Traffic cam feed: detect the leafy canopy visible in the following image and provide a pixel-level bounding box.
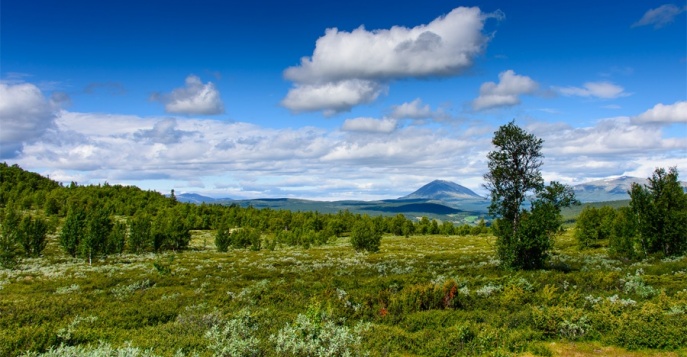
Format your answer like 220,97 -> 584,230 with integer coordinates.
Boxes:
484,121 -> 578,269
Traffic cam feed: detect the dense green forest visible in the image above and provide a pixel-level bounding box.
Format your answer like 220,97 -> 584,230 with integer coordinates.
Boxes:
1,162 -> 686,356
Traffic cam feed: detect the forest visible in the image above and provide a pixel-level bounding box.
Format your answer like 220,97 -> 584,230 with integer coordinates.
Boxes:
1,153 -> 686,356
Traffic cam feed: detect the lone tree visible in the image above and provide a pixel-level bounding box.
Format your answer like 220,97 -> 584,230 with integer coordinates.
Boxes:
350,215 -> 382,253
484,121 -> 578,269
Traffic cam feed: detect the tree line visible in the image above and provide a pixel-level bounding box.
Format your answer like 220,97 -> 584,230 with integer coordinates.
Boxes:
575,166 -> 687,258
0,163 -> 488,268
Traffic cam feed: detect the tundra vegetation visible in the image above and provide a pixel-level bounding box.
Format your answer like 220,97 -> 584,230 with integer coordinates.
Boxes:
1,159 -> 686,356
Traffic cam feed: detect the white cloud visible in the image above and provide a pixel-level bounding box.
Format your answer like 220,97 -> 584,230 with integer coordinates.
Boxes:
632,101 -> 687,124
0,82 -> 57,158
341,117 -> 397,133
632,4 -> 686,29
151,75 -> 224,115
134,118 -> 195,144
557,81 -> 630,99
541,117 -> 679,156
7,95 -> 684,200
530,117 -> 686,182
282,6 -> 503,114
281,79 -> 385,115
391,98 -> 435,119
472,70 -> 538,110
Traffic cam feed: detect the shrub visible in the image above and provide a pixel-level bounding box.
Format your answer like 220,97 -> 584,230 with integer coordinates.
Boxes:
205,309 -> 261,357
228,227 -> 261,250
388,280 -> 463,314
350,215 -> 381,253
270,308 -> 370,356
215,223 -> 231,252
0,231 -> 21,269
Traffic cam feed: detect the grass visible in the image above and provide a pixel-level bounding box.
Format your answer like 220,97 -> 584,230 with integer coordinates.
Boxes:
1,230 -> 686,356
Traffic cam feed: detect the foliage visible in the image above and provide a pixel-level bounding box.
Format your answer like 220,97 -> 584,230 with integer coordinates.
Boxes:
109,221 -> 127,255
609,207 -> 639,259
575,206 -> 616,249
629,167 -> 687,257
0,203 -> 22,268
128,214 -> 152,253
230,227 -> 262,250
350,215 -> 382,253
270,307 -> 370,357
214,222 -> 231,252
60,206 -> 86,257
484,121 -> 578,269
205,309 -> 261,357
17,215 -> 49,257
81,207 -> 114,264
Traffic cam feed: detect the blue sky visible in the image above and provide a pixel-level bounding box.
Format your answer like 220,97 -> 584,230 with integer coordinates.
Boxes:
1,0 -> 685,200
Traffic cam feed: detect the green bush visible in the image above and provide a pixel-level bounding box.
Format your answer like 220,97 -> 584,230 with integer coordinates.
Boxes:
17,215 -> 48,258
230,227 -> 261,250
205,309 -> 262,357
215,223 -> 231,252
350,215 -> 381,253
609,207 -> 639,259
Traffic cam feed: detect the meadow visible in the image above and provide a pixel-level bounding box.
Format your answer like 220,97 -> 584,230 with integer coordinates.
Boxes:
2,228 -> 686,356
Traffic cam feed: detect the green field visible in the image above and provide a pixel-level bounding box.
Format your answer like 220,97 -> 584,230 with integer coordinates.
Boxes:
2,229 -> 686,356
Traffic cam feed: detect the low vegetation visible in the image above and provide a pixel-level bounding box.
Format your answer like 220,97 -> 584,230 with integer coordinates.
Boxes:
1,229 -> 686,356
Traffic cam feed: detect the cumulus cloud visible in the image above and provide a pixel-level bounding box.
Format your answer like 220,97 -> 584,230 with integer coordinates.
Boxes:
134,118 -> 194,144
632,101 -> 687,124
151,75 -> 224,115
282,6 -> 503,114
472,70 -> 538,110
8,99 -> 684,200
529,117 -> 686,181
391,98 -> 435,119
542,117 -> 679,156
341,117 -> 397,133
632,4 -> 686,29
557,81 -> 630,99
281,79 -> 385,116
0,83 -> 57,158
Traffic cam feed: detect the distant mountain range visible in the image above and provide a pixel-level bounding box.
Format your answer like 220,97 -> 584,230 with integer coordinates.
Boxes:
174,176 -> 687,215
399,179 -> 485,201
572,176 -> 687,203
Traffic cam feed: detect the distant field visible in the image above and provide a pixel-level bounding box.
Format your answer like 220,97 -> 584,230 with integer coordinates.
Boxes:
1,229 -> 685,356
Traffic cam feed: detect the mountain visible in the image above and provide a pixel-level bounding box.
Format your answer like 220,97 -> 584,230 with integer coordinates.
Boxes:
573,176 -> 687,202
174,193 -> 227,204
399,180 -> 484,201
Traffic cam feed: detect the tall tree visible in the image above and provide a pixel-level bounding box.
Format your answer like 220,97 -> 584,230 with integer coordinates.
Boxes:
128,213 -> 152,253
484,121 -> 577,269
108,221 -> 127,255
0,203 -> 22,268
18,215 -> 48,257
60,206 -> 86,257
81,207 -> 113,265
630,167 -> 687,256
